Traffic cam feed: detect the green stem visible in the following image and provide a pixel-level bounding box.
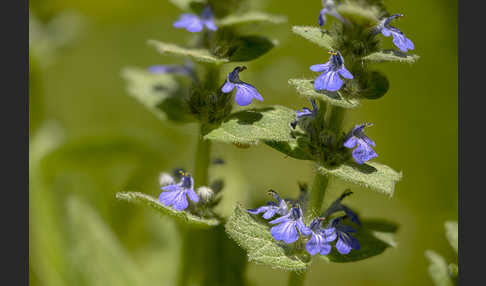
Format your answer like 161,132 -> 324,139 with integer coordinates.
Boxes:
305,171 -> 329,221
288,271 -> 307,286
327,105 -> 346,134
193,126 -> 211,187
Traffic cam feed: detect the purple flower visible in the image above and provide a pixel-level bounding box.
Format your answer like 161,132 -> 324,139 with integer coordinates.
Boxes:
344,123 -> 378,164
321,189 -> 361,226
248,190 -> 289,219
173,6 -> 217,33
310,51 -> 353,92
305,218 -> 337,255
159,170 -> 199,211
269,206 -> 311,244
221,66 -> 263,106
291,99 -> 318,129
327,216 -> 360,255
375,14 -> 414,53
148,61 -> 198,83
318,0 -> 345,26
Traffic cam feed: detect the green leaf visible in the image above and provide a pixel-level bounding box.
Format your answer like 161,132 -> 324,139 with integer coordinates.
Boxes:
116,192 -> 220,228
318,161 -> 402,196
227,36 -> 277,62
121,67 -> 193,122
445,221 -> 458,254
225,204 -> 309,271
336,0 -> 381,24
323,219 -> 398,263
148,40 -> 229,64
168,0 -> 204,10
360,71 -> 389,100
291,26 -> 335,50
363,50 -> 420,63
425,250 -> 455,286
265,138 -> 313,160
288,79 -> 359,108
67,196 -> 152,286
204,105 -> 296,146
217,12 -> 287,27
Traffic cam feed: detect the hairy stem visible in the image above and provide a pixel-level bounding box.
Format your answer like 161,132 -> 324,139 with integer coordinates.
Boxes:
327,105 -> 347,134
305,171 -> 330,222
194,126 -> 212,187
288,271 -> 307,286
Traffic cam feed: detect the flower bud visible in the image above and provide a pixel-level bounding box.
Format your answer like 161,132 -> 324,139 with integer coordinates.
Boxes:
159,172 -> 175,186
197,186 -> 214,203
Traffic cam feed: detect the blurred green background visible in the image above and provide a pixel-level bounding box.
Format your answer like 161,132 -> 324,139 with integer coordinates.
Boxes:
29,0 -> 457,285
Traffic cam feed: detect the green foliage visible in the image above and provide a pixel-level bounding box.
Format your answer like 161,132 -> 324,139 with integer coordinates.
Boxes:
291,26 -> 335,50
227,36 -> 277,62
445,221 -> 458,254
217,12 -> 287,27
116,192 -> 221,228
288,79 -> 359,108
318,161 -> 402,196
121,67 -> 193,123
225,204 -> 309,271
67,196 -> 152,286
359,71 -> 389,99
425,250 -> 455,286
322,219 -> 398,263
168,0 -> 205,11
148,40 -> 229,65
336,0 -> 382,25
265,138 -> 313,161
363,51 -> 420,63
204,105 -> 296,145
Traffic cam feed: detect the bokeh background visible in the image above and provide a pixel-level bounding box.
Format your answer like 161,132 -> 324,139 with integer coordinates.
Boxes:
29,0 -> 457,285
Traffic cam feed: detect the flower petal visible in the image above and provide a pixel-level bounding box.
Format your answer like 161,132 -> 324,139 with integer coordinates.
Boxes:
305,234 -> 321,255
319,242 -> 332,255
158,190 -> 180,206
352,140 -> 378,164
336,236 -> 353,254
314,71 -> 343,92
343,136 -> 358,149
296,218 -> 312,236
186,188 -> 199,203
310,63 -> 330,72
269,213 -> 291,224
204,20 -> 218,31
161,184 -> 180,192
221,81 -> 236,93
234,83 -> 263,106
338,66 -> 353,79
271,221 -> 299,244
171,191 -> 189,211
381,27 -> 392,37
186,19 -> 204,33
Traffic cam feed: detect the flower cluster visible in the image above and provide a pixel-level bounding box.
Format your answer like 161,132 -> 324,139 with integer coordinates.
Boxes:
248,189 -> 361,256
173,6 -> 217,33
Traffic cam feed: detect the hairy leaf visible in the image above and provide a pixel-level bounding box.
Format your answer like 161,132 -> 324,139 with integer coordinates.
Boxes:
323,219 -> 398,263
265,138 -> 313,160
288,79 -> 359,108
116,192 -> 220,228
218,12 -> 287,27
227,36 -> 277,62
121,67 -> 192,123
445,221 -> 458,254
425,250 -> 455,286
204,105 -> 296,145
363,50 -> 420,63
337,0 -> 381,24
225,204 -> 309,271
318,161 -> 402,196
291,26 -> 335,50
148,40 -> 229,64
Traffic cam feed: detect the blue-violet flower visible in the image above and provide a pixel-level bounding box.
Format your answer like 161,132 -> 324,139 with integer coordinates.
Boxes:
173,6 -> 217,33
269,206 -> 311,244
291,99 -> 318,130
344,123 -> 378,164
159,170 -> 199,211
311,51 -> 353,92
221,66 -> 263,106
327,216 -> 360,254
318,0 -> 345,26
321,189 -> 361,226
375,14 -> 414,53
305,218 -> 337,255
247,190 -> 289,219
